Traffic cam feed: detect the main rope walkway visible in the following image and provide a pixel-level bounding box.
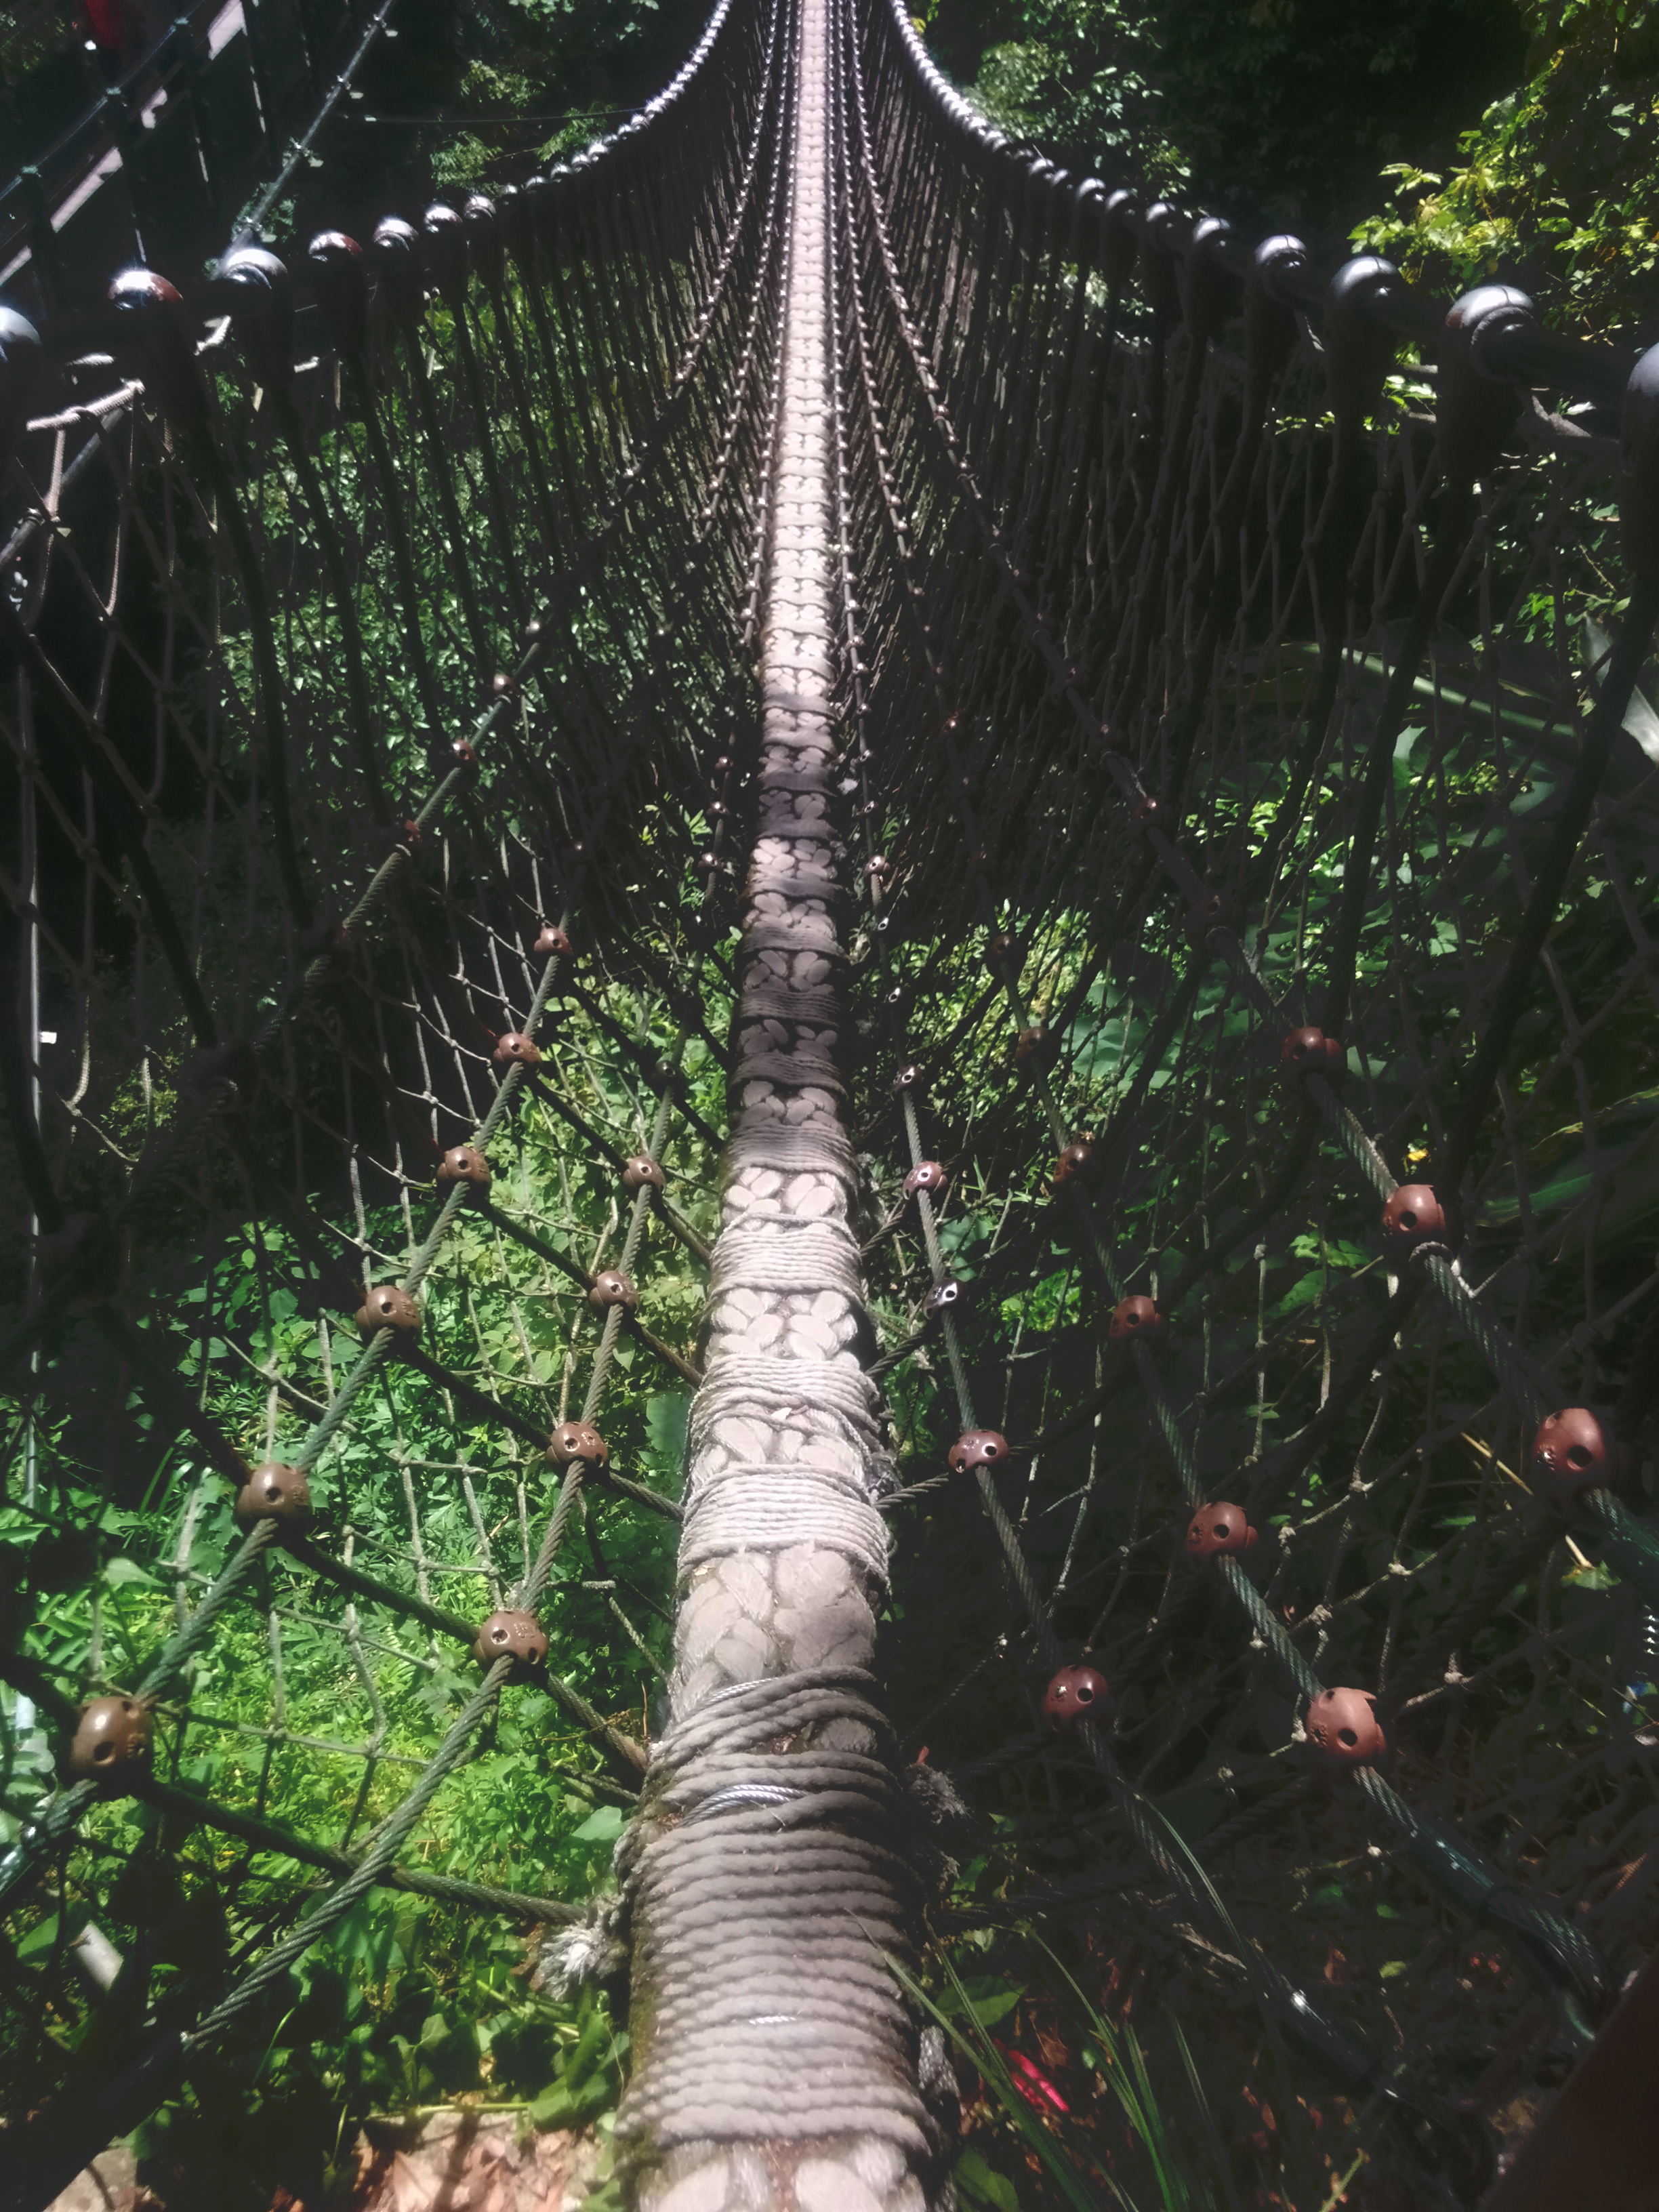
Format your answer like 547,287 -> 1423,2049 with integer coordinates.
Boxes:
3,0 -> 1659,2202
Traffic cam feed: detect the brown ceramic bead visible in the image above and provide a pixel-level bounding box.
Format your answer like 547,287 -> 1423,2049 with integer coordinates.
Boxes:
1184,889 -> 1235,946
493,1031 -> 541,1068
893,1063 -> 924,1092
1532,1408 -> 1614,1496
1280,1027 -> 1345,1088
1042,1664 -> 1109,1731
623,1153 -> 666,1193
926,1277 -> 965,1313
473,1610 -> 548,1671
491,672 -> 516,699
865,855 -> 890,878
1109,1296 -> 1168,1349
1134,796 -> 1162,832
234,1461 -> 312,1528
534,923 -> 573,960
1380,1184 -> 1449,1254
1307,1686 -> 1385,1765
711,755 -> 733,775
69,1696 -> 152,1784
589,1269 -> 639,1311
1053,1139 -> 1101,1190
1185,1501 -> 1258,1559
948,1428 -> 1008,1472
985,932 -> 1019,967
904,1160 -> 947,1197
37,1213 -> 121,1306
436,1145 -> 491,1188
1015,1025 -> 1048,1064
451,739 -> 478,775
546,1420 -> 609,1468
356,1284 -> 422,1338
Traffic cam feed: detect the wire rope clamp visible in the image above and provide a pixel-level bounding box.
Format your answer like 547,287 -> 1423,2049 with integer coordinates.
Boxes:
436,1145 -> 491,1190
462,193 -> 504,290
1379,1183 -> 1454,1260
949,1429 -> 1008,1473
1279,1026 -> 1345,1094
1182,216 -> 1235,346
306,231 -> 369,356
108,267 -> 207,436
493,1031 -> 541,1069
547,1420 -> 609,1469
1052,1139 -> 1102,1193
68,1696 -> 153,1787
1438,285 -> 1534,483
496,182 -> 533,268
216,244 -> 295,391
1185,1501 -> 1258,1559
1322,255 -> 1401,430
472,1609 -> 548,1674
1619,342 -> 1659,577
1042,1662 -> 1109,1732
371,215 -> 426,322
418,202 -> 467,310
926,1277 -> 966,1315
1099,189 -> 1140,288
0,306 -> 43,482
1246,234 -> 1307,382
533,922 -> 573,960
37,1212 -> 123,1309
1131,202 -> 1181,328
1109,1295 -> 1168,1351
589,1269 -> 638,1311
1307,1686 -> 1385,1765
1532,1407 -> 1627,1505
234,1460 -> 312,1529
904,1160 -> 947,1200
355,1284 -> 422,1341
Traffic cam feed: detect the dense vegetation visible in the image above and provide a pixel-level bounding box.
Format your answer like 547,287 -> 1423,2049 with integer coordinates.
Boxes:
926,0 -> 1658,329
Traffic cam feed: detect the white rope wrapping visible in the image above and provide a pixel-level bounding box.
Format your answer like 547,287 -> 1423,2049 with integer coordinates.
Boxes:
617,1678 -> 935,2157
678,1469 -> 889,1582
709,1221 -> 864,1295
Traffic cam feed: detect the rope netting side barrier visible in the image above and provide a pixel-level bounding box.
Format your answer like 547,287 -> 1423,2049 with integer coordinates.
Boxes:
0,0 -> 793,2194
821,0 -> 1659,2198
3,0 -> 1659,2200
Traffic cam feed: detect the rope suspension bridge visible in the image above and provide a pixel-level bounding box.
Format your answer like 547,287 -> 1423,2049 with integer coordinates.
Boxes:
3,0 -> 1659,2202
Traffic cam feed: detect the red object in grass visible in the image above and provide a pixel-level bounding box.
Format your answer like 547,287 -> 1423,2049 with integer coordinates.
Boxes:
996,2043 -> 1070,2116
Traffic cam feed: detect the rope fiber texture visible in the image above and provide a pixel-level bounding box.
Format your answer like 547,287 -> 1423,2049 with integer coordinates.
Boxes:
5,0 -> 1659,2198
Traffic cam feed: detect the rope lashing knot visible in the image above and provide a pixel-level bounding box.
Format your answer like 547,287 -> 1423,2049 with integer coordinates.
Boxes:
615,1667 -> 947,2156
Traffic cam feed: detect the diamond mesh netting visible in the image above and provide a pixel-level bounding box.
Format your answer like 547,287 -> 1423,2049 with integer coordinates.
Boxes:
3,0 -> 1659,2201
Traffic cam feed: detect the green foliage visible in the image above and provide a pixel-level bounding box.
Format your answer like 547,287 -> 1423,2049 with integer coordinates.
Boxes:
924,0 -> 1526,237
1351,1 -> 1659,335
